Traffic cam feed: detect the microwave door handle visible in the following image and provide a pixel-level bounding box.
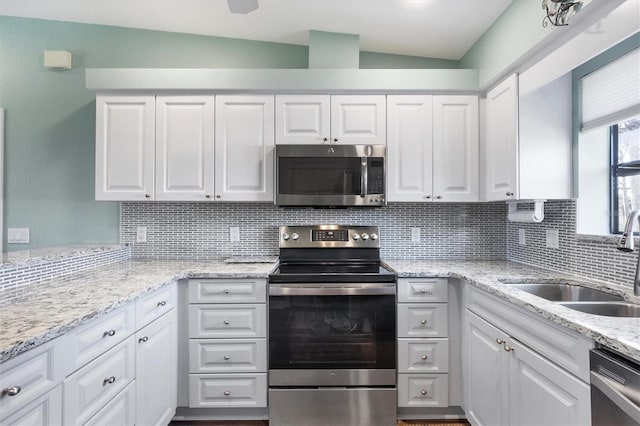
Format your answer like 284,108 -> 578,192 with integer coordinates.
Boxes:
361,157 -> 367,198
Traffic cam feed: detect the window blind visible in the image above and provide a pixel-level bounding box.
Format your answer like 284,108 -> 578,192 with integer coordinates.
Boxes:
581,47 -> 640,131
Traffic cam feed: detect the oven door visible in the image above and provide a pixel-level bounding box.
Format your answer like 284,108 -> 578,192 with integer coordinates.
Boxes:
268,283 -> 396,385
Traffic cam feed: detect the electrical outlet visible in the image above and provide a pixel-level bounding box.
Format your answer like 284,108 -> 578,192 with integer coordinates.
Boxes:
546,229 -> 559,249
7,228 -> 30,244
518,229 -> 526,245
136,226 -> 147,243
230,227 -> 240,242
411,227 -> 421,243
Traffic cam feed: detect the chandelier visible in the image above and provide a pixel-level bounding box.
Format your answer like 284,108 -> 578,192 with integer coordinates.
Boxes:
542,0 -> 584,27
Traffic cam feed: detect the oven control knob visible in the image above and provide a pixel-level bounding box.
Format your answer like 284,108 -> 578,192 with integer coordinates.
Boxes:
282,233 -> 290,241
291,233 -> 299,241
352,233 -> 360,241
361,233 -> 369,241
370,233 -> 378,241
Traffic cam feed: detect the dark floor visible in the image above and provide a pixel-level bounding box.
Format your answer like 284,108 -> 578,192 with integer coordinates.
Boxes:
169,421 -> 469,426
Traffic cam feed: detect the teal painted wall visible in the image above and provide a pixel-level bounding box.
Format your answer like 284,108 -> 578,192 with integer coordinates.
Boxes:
0,16 -> 452,251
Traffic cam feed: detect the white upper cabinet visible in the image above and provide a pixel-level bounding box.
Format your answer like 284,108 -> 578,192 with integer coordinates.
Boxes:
275,95 -> 330,144
484,74 -> 519,201
483,73 -> 572,201
387,96 -> 433,201
215,95 -> 275,202
433,96 -> 479,202
95,95 -> 155,201
155,96 -> 215,201
387,95 -> 479,202
275,95 -> 386,145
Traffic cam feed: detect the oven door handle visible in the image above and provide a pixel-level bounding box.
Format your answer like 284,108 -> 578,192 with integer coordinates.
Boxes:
269,284 -> 395,296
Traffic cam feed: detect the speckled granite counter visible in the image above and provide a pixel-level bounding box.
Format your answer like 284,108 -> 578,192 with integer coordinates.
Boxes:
0,259 -> 276,362
385,260 -> 640,362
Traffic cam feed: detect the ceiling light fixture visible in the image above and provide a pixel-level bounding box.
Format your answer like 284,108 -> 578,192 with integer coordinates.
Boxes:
542,0 -> 583,27
227,0 -> 259,14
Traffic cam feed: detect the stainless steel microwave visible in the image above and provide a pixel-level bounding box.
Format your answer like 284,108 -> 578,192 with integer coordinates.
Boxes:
275,144 -> 386,207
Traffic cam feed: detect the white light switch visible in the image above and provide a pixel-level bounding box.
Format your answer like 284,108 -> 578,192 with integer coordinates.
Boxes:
8,228 -> 30,243
546,229 -> 559,249
411,227 -> 421,243
230,227 -> 240,242
136,226 -> 147,243
518,229 -> 526,245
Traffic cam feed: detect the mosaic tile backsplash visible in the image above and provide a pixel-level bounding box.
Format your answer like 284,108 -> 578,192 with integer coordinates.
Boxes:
507,200 -> 637,292
120,202 -> 508,261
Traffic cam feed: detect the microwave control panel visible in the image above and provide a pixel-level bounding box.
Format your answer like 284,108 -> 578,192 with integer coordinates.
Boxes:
367,158 -> 384,194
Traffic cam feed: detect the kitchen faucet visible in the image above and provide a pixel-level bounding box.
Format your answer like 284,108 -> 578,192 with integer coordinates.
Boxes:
617,209 -> 640,296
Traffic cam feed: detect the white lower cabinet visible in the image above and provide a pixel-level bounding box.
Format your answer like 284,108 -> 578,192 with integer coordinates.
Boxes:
136,309 -> 177,426
187,279 -> 267,409
83,381 -> 135,426
463,285 -> 591,426
397,278 -> 449,408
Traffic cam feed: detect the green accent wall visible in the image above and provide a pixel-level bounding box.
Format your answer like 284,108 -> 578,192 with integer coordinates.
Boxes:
0,16 -> 454,251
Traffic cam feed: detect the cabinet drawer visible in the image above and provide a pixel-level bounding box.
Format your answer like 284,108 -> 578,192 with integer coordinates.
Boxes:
188,373 -> 267,408
67,304 -> 135,372
398,278 -> 448,303
0,337 -> 65,419
83,381 -> 135,426
398,373 -> 448,407
398,304 -> 448,338
189,279 -> 266,303
136,283 -> 177,329
0,383 -> 62,426
63,336 -> 135,426
398,338 -> 449,373
189,305 -> 266,338
189,339 -> 267,373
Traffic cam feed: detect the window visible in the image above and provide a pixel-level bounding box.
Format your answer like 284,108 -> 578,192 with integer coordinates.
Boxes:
611,116 -> 640,234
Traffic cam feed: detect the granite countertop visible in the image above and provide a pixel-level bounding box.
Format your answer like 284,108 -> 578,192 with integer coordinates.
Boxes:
2,255 -> 639,364
385,260 -> 640,362
0,258 -> 276,362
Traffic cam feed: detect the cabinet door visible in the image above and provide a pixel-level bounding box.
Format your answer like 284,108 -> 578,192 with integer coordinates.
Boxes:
215,95 -> 274,201
136,310 -> 177,426
0,384 -> 62,426
508,339 -> 590,426
386,96 -> 433,201
275,95 -> 330,144
84,381 -> 135,426
95,95 -> 155,201
331,95 -> 386,145
484,74 -> 518,201
433,95 -> 479,202
155,96 -> 214,201
464,311 -> 508,426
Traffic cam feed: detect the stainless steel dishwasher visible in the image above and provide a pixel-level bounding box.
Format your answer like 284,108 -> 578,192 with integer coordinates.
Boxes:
590,347 -> 640,425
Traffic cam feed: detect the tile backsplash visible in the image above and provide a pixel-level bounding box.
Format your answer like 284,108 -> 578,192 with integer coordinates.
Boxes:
121,202 -> 508,260
507,200 -> 636,291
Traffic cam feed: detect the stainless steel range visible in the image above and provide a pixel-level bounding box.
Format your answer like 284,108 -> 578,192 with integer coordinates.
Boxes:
268,225 -> 397,426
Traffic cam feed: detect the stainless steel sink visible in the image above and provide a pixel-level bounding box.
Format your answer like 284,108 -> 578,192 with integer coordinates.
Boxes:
508,283 -> 624,302
559,302 -> 640,317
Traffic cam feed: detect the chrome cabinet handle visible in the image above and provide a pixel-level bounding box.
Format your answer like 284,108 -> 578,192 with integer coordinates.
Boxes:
138,336 -> 149,343
504,345 -> 515,352
157,300 -> 167,307
223,320 -> 230,325
1,386 -> 21,397
496,338 -> 505,345
103,376 -> 116,385
424,195 -> 432,199
103,330 -> 116,337
216,195 -> 221,199
144,194 -> 150,198
420,319 -> 427,325
506,192 -> 514,197
436,195 -> 443,200
223,289 -> 230,294
224,355 -> 231,360
205,194 -> 211,198
323,137 -> 328,143
420,389 -> 428,396
333,138 -> 338,143
223,391 -> 231,396
421,355 -> 428,360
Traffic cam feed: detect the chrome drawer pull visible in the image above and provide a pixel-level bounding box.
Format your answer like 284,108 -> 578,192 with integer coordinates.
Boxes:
103,376 -> 116,385
223,320 -> 230,325
420,389 -> 428,396
420,319 -> 427,325
1,386 -> 21,397
421,355 -> 428,360
223,289 -> 230,294
223,391 -> 231,396
157,300 -> 167,307
496,338 -> 505,345
138,336 -> 149,343
224,355 -> 231,360
103,330 -> 116,337
504,345 -> 515,352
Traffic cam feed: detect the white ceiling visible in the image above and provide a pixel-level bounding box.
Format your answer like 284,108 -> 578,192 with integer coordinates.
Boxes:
0,0 -> 513,60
